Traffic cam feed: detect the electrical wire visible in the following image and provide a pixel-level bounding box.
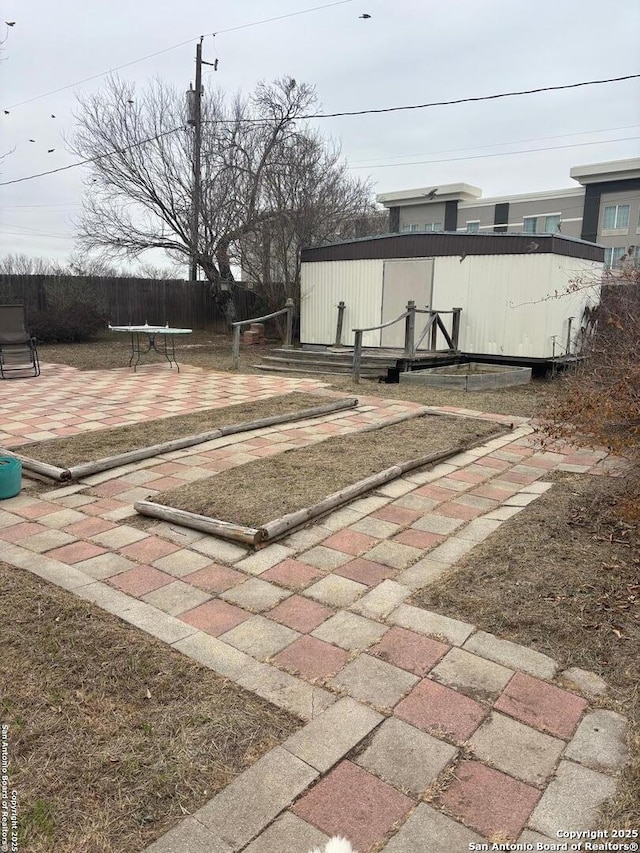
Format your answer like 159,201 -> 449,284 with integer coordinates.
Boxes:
349,123 -> 640,165
2,0 -> 354,111
1,74 -> 639,188
349,135 -> 640,170
308,74 -> 640,119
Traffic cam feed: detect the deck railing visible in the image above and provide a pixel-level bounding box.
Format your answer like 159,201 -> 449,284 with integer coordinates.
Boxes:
230,298 -> 294,370
351,301 -> 462,383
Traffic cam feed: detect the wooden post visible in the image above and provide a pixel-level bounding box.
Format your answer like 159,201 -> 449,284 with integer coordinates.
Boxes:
284,298 -> 295,349
231,324 -> 241,370
334,301 -> 346,347
404,300 -> 416,357
352,329 -> 363,384
430,311 -> 438,350
452,308 -> 462,350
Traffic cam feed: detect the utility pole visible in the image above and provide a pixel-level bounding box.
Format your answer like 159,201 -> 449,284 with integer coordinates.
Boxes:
189,37 -> 204,282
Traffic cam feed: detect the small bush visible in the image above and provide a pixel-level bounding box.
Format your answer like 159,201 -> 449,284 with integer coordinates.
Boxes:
30,278 -> 109,343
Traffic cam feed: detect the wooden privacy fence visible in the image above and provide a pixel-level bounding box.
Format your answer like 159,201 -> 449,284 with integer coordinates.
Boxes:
0,275 -> 262,330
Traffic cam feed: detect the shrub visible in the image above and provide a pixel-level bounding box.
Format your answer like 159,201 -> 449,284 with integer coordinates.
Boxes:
540,265 -> 640,523
29,277 -> 109,343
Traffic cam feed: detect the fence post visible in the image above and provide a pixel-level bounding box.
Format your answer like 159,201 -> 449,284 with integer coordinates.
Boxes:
430,311 -> 438,350
404,300 -> 416,357
334,301 -> 346,347
352,329 -> 363,384
284,298 -> 295,349
231,324 -> 241,370
451,307 -> 462,350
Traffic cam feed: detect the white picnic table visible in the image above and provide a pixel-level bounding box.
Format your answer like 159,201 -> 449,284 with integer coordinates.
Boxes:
108,324 -> 192,372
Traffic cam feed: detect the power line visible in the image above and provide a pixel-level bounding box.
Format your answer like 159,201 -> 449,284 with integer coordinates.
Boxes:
309,73 -> 640,119
349,135 -> 640,170
349,123 -> 640,165
2,0 -> 354,111
2,73 -> 639,188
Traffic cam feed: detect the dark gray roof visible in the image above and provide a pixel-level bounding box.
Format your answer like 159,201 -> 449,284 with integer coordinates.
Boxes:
301,231 -> 604,263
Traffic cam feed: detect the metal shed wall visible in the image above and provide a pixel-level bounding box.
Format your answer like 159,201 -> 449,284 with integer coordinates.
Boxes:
430,254 -> 601,359
300,259 -> 384,347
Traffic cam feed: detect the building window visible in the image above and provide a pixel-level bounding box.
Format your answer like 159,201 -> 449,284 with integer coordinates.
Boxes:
604,247 -> 627,269
466,221 -> 480,233
401,224 -> 420,233
522,215 -> 561,234
603,204 -> 630,230
424,222 -> 442,232
544,215 -> 561,233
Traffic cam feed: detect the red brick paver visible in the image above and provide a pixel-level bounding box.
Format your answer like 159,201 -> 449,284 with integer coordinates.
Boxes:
392,529 -> 445,549
371,505 -> 421,525
181,599 -> 250,636
494,672 -> 588,739
322,529 -> 379,556
183,564 -> 245,594
261,559 -> 324,590
440,760 -> 541,839
273,635 -> 348,681
108,565 -> 173,596
267,596 -> 334,633
369,627 -> 450,676
292,761 -> 415,852
395,677 -> 487,741
45,541 -> 107,564
120,536 -> 180,563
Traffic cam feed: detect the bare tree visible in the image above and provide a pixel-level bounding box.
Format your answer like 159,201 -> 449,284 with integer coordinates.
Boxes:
238,131 -> 374,312
71,75 -> 349,320
0,253 -> 66,275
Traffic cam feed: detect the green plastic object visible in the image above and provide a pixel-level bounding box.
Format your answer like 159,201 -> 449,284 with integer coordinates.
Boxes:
0,456 -> 22,499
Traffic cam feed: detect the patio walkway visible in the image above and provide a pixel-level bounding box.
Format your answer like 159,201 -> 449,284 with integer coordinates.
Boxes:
0,363 -> 629,853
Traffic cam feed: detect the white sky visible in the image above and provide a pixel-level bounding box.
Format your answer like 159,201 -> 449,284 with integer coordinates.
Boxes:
1,0 -> 639,269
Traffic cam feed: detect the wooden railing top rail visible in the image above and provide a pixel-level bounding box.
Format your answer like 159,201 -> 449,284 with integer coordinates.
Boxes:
231,298 -> 294,329
352,307 -> 455,335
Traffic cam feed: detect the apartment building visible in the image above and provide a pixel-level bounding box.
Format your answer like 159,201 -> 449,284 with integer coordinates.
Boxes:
377,157 -> 640,268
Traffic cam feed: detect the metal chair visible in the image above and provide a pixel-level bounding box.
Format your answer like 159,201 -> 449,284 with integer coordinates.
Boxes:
0,304 -> 41,379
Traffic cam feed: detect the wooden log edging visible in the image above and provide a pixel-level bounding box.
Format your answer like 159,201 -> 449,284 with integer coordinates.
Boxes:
0,447 -> 71,482
18,397 -> 359,483
134,423 -> 512,547
134,501 -> 261,545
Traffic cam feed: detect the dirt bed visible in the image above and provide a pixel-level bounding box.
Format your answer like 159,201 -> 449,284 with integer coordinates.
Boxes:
14,392 -> 331,468
0,563 -> 300,853
155,414 -> 502,527
412,473 -> 640,829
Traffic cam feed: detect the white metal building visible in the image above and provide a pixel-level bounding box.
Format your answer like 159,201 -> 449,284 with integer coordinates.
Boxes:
300,232 -> 604,363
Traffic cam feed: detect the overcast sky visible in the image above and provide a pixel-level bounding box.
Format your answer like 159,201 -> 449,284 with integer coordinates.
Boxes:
1,0 -> 639,269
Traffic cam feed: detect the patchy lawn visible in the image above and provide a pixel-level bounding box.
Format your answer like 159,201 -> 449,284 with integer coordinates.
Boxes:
154,414 -> 503,527
38,329 -> 274,374
0,564 -> 300,853
412,473 -> 640,829
14,392 -> 337,468
38,332 -> 560,419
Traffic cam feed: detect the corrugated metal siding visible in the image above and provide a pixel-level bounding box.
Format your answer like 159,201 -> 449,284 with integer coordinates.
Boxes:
431,255 -> 602,359
300,259 -> 384,346
301,232 -> 604,263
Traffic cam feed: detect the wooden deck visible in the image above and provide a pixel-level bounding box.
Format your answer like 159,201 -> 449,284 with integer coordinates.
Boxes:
256,346 -> 462,379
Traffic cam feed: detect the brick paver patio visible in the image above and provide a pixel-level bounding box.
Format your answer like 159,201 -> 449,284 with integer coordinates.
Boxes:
1,361 -> 629,852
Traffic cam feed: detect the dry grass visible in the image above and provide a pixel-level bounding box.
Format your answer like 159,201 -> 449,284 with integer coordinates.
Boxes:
326,373 -> 557,419
412,473 -> 640,829
38,332 -> 559,419
0,563 -> 300,853
15,392 -> 331,468
38,329 -> 273,374
156,414 -> 502,527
